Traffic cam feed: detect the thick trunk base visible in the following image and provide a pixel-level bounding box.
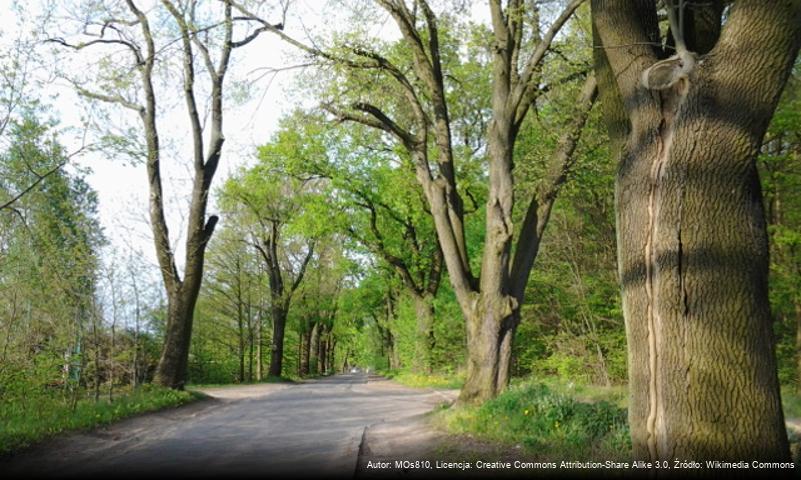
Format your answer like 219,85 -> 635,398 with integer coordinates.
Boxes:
154,295 -> 195,389
268,307 -> 287,378
458,305 -> 518,404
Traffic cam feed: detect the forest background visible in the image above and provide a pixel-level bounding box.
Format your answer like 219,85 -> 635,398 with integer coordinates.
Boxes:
1,0 -> 799,461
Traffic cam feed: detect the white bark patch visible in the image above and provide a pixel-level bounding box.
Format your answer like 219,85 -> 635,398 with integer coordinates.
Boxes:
641,51 -> 697,91
644,129 -> 665,461
644,82 -> 688,460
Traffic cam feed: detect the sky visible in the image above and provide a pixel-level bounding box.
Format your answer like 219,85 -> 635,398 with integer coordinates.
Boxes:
0,0 -> 490,283
0,0 -> 402,275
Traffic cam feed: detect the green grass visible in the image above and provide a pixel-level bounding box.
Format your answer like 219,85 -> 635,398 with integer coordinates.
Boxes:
436,380 -> 631,461
0,385 -> 200,456
521,378 -> 800,421
436,378 -> 801,461
530,379 -> 801,421
380,369 -> 464,389
532,377 -> 628,409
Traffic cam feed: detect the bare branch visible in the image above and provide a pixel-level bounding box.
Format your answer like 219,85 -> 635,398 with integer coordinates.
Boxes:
73,84 -> 144,112
512,0 -> 585,126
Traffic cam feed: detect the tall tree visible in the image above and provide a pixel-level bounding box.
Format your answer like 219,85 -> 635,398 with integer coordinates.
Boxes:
293,240 -> 346,376
0,32 -> 67,211
271,114 -> 445,373
50,0 -> 275,388
0,114 -> 103,401
591,0 -> 801,461
201,225 -> 264,383
220,162 -> 319,378
232,0 -> 597,401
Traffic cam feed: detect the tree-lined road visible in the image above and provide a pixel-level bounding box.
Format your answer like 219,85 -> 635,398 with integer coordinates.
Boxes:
1,374 -> 455,478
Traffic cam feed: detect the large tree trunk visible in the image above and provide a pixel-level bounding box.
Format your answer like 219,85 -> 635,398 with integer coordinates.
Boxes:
155,290 -> 199,388
412,293 -> 435,373
496,317 -> 518,391
328,338 -> 336,374
592,0 -> 800,462
460,297 -> 519,402
278,0 -> 589,404
384,326 -> 400,371
616,97 -> 790,461
268,305 -> 288,378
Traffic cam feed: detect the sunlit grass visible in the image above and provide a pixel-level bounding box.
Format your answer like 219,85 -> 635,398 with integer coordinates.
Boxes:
0,385 -> 200,456
435,380 -> 631,461
381,369 -> 464,389
435,378 -> 801,461
531,377 -> 628,410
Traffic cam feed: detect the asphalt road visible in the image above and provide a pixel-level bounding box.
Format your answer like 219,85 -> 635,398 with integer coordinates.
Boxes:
1,373 -> 455,479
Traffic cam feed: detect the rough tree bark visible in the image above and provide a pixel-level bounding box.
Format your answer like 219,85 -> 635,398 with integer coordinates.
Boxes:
411,293 -> 436,373
267,301 -> 293,378
592,0 -> 800,462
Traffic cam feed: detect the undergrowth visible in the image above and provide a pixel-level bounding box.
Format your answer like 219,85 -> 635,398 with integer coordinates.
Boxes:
0,385 -> 199,455
438,381 -> 631,460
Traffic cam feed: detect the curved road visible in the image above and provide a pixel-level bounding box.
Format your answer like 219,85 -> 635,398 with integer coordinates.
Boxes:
1,373 -> 455,479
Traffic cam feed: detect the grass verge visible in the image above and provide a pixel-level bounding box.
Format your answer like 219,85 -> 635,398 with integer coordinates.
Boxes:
435,378 -> 801,461
380,369 -> 464,389
0,385 -> 201,456
435,380 -> 631,461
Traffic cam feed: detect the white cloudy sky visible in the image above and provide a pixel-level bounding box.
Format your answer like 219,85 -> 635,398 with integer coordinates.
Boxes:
1,0 -> 490,278
0,0 -> 403,271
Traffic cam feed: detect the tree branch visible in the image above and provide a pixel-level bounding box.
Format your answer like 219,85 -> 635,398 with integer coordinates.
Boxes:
0,160 -> 67,211
510,72 -> 597,299
512,0 -> 585,128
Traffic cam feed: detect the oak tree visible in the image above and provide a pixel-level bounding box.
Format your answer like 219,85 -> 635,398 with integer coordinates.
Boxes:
592,0 -> 801,461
